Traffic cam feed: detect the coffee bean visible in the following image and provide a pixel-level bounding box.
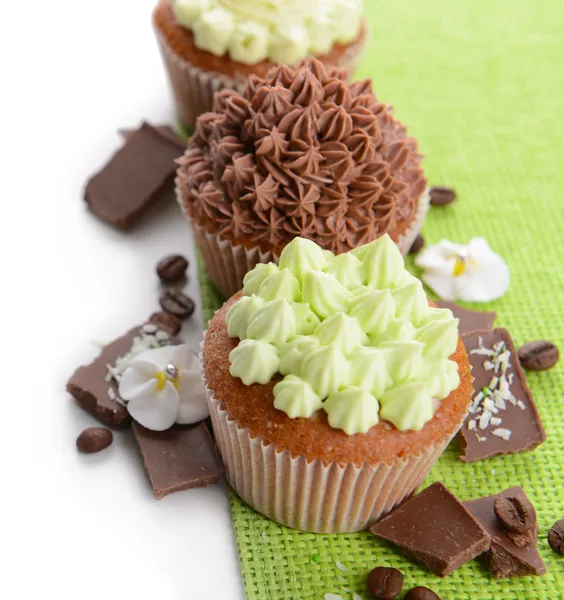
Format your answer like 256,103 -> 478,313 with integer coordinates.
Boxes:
408,234 -> 425,254
149,311 -> 182,335
76,428 -> 113,453
548,519 -> 564,556
160,290 -> 195,319
404,587 -> 441,600
430,186 -> 456,206
366,567 -> 403,600
157,254 -> 189,283
518,340 -> 559,370
494,494 -> 536,536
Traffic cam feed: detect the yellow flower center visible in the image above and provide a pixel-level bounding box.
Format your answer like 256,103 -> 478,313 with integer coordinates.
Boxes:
452,256 -> 467,277
155,366 -> 180,391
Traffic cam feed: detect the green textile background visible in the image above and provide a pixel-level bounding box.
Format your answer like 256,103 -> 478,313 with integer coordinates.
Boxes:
198,1 -> 564,597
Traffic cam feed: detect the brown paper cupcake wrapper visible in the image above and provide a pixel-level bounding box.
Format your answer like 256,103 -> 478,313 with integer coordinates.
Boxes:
191,189 -> 430,299
154,25 -> 367,130
201,348 -> 462,533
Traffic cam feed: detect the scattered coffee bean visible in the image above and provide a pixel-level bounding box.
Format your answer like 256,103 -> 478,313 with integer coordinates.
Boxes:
160,290 -> 196,319
76,428 -> 113,453
408,233 -> 425,254
157,254 -> 189,283
404,587 -> 441,600
494,493 -> 536,536
430,186 -> 456,206
548,519 -> 564,556
518,340 -> 559,371
366,566 -> 403,600
149,311 -> 182,335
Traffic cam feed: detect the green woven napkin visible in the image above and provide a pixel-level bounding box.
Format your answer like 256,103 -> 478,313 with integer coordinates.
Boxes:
198,1 -> 564,597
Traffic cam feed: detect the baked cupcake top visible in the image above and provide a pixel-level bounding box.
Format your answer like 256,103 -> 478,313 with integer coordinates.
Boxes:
223,236 -> 461,435
170,0 -> 363,65
177,59 -> 427,256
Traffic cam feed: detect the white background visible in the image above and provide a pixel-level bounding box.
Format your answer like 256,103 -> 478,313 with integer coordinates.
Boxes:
2,1 -> 244,598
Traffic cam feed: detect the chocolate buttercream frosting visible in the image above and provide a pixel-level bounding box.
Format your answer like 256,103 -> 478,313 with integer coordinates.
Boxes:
177,59 -> 427,255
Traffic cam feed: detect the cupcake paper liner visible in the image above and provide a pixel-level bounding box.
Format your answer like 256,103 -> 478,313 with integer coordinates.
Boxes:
191,189 -> 431,299
154,25 -> 368,130
201,336 -> 463,534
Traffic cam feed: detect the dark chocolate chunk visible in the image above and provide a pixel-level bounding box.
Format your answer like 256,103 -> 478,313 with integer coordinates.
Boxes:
132,422 -> 223,499
465,487 -> 546,578
408,234 -> 425,254
518,340 -> 559,371
157,254 -> 189,283
160,290 -> 196,319
149,311 -> 182,335
494,493 -> 536,546
404,587 -> 441,600
459,329 -> 546,462
366,566 -> 403,599
435,300 -> 496,335
370,482 -> 490,577
548,519 -> 564,555
67,323 -> 178,429
119,124 -> 185,151
429,186 -> 456,206
76,427 -> 113,453
85,123 -> 185,231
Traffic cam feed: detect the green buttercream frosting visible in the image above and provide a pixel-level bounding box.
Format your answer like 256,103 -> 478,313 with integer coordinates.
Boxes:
225,237 -> 461,435
302,344 -> 349,398
349,289 -> 395,336
314,313 -> 367,355
356,235 -> 405,289
273,375 -> 323,418
379,382 -> 434,431
279,336 -> 320,375
323,253 -> 363,290
225,294 -> 265,339
246,298 -> 297,346
243,262 -> 279,295
291,302 -> 321,335
415,318 -> 459,358
279,237 -> 329,283
302,270 -> 353,318
324,387 -> 380,435
348,346 -> 393,397
258,268 -> 301,302
229,339 -> 279,385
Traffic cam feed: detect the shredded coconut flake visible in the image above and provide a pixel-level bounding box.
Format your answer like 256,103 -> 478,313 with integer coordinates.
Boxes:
517,400 -> 527,410
468,419 -> 477,431
479,409 -> 492,430
335,561 -> 347,572
324,595 -> 344,600
490,417 -> 502,426
492,428 -> 512,441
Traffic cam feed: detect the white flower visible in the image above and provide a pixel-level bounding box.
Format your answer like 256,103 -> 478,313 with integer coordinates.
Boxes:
118,345 -> 209,431
414,238 -> 510,302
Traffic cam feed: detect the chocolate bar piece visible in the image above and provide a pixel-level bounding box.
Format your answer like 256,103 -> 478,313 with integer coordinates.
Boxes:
459,328 -> 546,462
67,323 -> 178,429
133,422 -> 223,499
85,122 -> 185,230
435,300 -> 496,335
370,482 -> 491,577
118,123 -> 185,150
465,487 -> 546,578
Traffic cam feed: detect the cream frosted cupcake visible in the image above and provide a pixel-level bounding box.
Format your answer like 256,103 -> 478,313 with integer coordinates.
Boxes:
153,0 -> 368,128
177,59 -> 429,298
202,236 -> 473,533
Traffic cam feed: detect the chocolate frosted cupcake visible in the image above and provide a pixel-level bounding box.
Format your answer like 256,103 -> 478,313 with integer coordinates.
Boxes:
153,0 -> 367,128
202,236 -> 473,533
178,59 -> 429,298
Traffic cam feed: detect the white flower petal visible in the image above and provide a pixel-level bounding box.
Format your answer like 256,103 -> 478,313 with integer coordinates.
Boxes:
170,345 -> 198,371
119,368 -> 157,401
127,381 -> 180,431
175,371 -> 210,424
417,238 -> 509,303
126,358 -> 161,377
131,346 -> 176,371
